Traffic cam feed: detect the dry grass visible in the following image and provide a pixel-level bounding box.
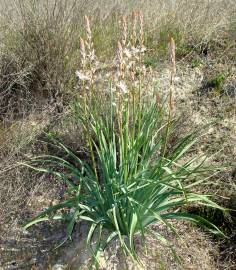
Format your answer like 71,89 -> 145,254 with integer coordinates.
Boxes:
0,0 -> 236,269
0,0 -> 235,117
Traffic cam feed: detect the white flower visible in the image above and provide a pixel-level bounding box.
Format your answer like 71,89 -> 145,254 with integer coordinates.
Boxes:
174,76 -> 181,82
130,47 -> 140,54
105,86 -> 116,93
123,48 -> 132,58
130,46 -> 146,54
116,81 -> 128,93
75,70 -> 91,81
139,46 -> 147,53
126,60 -> 135,69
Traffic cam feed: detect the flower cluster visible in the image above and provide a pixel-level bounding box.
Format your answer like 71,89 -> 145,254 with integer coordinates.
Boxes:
114,12 -> 147,93
76,12 -> 148,98
76,16 -> 100,91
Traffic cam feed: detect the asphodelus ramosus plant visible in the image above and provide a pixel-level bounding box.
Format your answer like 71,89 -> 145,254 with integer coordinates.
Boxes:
23,88 -> 224,267
23,14 -> 224,268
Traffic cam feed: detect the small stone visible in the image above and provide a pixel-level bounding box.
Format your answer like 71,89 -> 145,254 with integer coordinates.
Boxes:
52,264 -> 66,270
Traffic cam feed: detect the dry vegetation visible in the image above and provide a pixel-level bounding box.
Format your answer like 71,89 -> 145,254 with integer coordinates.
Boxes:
0,0 -> 236,269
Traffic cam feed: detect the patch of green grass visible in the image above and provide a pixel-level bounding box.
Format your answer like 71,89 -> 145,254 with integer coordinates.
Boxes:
159,27 -> 183,51
145,27 -> 194,61
208,73 -> 226,95
191,58 -> 204,68
212,74 -> 226,89
144,56 -> 159,68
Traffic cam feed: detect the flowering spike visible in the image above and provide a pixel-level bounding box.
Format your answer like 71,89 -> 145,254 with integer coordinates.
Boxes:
85,15 -> 92,43
169,37 -> 176,111
117,41 -> 124,79
122,15 -> 127,46
132,11 -> 137,47
80,37 -> 86,68
170,37 -> 176,79
139,11 -> 144,47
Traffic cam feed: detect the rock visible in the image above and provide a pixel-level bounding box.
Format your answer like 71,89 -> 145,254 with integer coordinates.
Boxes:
52,264 -> 66,270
